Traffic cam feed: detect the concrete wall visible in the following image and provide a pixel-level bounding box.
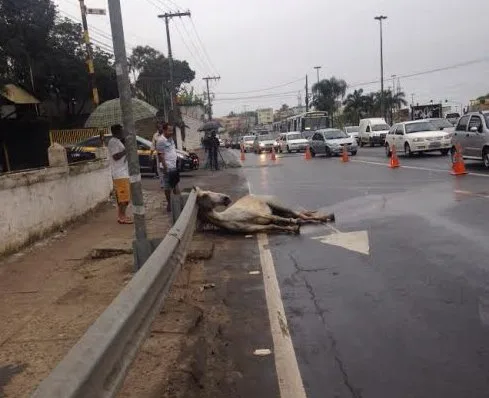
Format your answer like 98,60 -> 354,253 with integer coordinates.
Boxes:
0,160 -> 112,256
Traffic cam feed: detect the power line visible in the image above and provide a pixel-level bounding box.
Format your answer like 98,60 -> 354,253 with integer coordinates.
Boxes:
215,78 -> 304,95
189,17 -> 219,76
173,18 -> 209,74
214,90 -> 299,101
177,18 -> 214,74
348,57 -> 489,89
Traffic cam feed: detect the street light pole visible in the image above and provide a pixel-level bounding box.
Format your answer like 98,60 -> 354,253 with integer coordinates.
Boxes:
374,15 -> 387,119
108,0 -> 151,268
314,65 -> 321,87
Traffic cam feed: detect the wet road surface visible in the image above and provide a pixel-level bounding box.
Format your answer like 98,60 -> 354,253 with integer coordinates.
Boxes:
240,147 -> 489,398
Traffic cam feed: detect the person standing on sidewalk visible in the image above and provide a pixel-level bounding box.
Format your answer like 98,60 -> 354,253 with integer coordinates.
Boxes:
156,123 -> 180,212
107,124 -> 133,224
152,120 -> 164,184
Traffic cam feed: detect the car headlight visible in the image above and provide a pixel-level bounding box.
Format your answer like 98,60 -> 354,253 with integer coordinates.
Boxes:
413,138 -> 425,142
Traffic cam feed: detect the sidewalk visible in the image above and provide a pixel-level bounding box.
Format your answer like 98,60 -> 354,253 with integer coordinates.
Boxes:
0,178 -> 170,397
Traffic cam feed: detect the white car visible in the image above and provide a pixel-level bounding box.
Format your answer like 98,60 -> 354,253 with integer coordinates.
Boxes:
241,135 -> 256,152
359,118 -> 390,147
277,132 -> 309,153
385,120 -> 452,157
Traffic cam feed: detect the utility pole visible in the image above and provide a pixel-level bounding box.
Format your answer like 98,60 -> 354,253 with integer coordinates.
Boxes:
314,66 -> 321,87
79,0 -> 100,106
158,11 -> 191,146
203,76 -> 220,120
374,15 -> 387,119
108,0 -> 151,267
305,74 -> 309,112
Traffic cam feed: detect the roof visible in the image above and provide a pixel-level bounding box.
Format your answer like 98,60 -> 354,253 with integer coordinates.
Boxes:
1,84 -> 40,104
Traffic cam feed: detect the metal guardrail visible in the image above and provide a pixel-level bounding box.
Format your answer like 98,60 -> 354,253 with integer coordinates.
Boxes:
31,190 -> 198,398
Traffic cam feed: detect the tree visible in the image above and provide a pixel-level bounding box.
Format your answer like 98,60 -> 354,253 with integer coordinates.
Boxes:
343,89 -> 365,124
312,77 -> 347,116
279,104 -> 289,112
130,45 -> 195,111
0,0 -> 56,94
177,86 -> 204,106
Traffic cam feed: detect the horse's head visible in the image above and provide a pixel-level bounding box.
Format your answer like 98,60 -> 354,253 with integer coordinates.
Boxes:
194,186 -> 232,210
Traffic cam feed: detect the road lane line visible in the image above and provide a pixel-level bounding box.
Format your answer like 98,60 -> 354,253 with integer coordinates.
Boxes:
351,159 -> 489,177
257,233 -> 307,398
248,179 -> 306,398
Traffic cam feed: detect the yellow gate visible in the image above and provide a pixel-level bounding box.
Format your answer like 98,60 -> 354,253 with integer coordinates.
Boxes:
49,128 -> 109,146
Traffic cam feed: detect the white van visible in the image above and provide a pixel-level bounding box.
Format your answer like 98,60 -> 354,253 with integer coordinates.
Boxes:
358,118 -> 390,147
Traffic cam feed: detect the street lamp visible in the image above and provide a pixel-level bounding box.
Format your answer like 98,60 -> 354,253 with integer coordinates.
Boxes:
374,15 -> 387,119
314,66 -> 322,87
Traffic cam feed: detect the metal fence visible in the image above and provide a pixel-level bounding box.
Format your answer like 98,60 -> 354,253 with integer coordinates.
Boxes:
31,190 -> 198,398
49,128 -> 109,146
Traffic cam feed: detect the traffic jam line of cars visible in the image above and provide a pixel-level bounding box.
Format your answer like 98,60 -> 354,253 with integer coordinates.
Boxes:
232,111 -> 489,169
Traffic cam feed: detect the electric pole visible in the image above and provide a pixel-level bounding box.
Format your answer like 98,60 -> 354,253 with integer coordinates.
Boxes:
203,76 -> 220,120
158,11 -> 191,146
108,0 -> 151,267
374,15 -> 387,119
79,0 -> 100,106
305,74 -> 309,112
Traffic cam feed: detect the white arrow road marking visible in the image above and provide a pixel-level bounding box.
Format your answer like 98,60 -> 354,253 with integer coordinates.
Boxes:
312,229 -> 370,255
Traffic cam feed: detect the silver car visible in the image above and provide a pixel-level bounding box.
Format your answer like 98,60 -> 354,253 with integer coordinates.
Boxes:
310,129 -> 358,157
452,111 -> 489,168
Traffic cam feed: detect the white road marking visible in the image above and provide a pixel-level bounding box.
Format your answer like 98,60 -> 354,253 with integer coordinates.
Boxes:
257,233 -> 307,398
454,190 -> 489,199
312,230 -> 370,255
253,348 -> 273,356
351,159 -> 489,178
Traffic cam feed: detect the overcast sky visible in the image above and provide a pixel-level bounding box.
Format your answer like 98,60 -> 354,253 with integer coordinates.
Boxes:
55,0 -> 489,117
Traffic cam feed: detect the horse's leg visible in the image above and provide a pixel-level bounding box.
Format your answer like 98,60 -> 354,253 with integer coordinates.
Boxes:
259,214 -> 299,226
240,223 -> 300,234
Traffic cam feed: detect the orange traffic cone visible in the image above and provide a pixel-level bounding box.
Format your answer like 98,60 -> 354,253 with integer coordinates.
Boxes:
451,144 -> 467,176
305,145 -> 312,160
341,145 -> 349,163
270,146 -> 276,161
240,144 -> 246,161
389,144 -> 400,168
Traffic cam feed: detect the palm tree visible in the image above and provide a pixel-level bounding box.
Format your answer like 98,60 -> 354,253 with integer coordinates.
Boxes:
343,89 -> 365,124
312,77 -> 347,118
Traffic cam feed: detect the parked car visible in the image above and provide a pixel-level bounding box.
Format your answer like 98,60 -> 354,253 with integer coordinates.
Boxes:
241,135 -> 256,152
277,132 -> 309,153
451,111 -> 489,168
66,135 -> 157,174
344,125 -> 360,143
310,129 -> 358,157
385,120 -> 452,157
253,134 -> 279,153
358,118 -> 390,147
176,148 -> 199,171
423,118 -> 455,134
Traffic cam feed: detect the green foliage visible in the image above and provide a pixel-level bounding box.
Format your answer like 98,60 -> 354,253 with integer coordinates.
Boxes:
312,77 -> 347,116
130,45 -> 195,111
0,0 -> 118,120
177,86 -> 204,106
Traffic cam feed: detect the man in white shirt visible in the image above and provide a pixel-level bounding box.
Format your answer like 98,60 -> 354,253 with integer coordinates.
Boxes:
107,124 -> 132,224
156,123 -> 180,212
151,121 -> 164,184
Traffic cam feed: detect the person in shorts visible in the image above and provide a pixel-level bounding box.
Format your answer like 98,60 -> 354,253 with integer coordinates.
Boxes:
107,124 -> 132,224
156,123 -> 180,212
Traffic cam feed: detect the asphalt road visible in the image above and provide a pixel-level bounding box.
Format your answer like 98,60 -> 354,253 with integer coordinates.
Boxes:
240,147 -> 489,398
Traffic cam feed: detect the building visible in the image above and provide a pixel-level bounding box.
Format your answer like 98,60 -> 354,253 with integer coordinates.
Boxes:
256,108 -> 274,125
221,116 -> 245,132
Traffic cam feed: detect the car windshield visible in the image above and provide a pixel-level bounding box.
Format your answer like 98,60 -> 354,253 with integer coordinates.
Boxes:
429,119 -> 452,129
259,135 -> 274,141
243,136 -> 255,141
405,122 -> 436,134
372,124 -> 390,131
345,126 -> 359,133
324,130 -> 348,139
287,133 -> 302,140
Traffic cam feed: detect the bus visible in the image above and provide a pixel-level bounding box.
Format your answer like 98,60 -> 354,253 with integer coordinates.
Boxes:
272,111 -> 330,135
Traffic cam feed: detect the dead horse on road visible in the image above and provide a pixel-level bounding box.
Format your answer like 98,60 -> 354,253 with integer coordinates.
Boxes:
195,187 -> 335,234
